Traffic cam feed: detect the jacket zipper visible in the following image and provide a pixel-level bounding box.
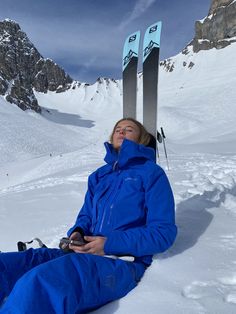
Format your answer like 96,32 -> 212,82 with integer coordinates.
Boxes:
99,172 -> 121,233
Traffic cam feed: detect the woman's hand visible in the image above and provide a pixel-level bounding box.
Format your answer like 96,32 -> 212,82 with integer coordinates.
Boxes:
69,231 -> 85,244
69,236 -> 107,256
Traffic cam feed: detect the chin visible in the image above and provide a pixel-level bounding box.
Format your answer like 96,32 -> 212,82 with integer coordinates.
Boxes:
113,142 -> 122,150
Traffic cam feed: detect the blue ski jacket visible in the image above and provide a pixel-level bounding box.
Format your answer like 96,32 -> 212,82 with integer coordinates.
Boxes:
68,139 -> 177,266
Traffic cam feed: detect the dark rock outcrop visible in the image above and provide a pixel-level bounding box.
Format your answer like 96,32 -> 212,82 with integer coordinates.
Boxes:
0,19 -> 73,112
189,0 -> 236,53
161,0 -> 236,73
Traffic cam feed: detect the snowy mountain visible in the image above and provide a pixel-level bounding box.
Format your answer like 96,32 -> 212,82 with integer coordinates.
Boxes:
1,38 -> 236,165
0,19 -> 72,112
36,41 -> 236,155
0,0 -> 235,159
1,0 -> 236,313
190,0 -> 236,52
158,43 -> 236,151
2,36 -> 235,167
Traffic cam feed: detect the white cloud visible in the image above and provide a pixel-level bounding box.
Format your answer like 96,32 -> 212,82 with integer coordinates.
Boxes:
118,0 -> 156,30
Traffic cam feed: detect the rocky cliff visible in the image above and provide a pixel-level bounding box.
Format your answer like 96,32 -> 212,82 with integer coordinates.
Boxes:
0,19 -> 73,112
161,0 -> 236,72
190,0 -> 236,52
1,1 -> 236,111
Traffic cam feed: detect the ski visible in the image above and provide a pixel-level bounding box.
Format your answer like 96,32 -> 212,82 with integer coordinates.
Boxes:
122,30 -> 140,118
142,21 -> 162,153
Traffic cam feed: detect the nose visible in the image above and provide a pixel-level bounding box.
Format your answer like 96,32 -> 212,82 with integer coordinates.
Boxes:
119,128 -> 125,134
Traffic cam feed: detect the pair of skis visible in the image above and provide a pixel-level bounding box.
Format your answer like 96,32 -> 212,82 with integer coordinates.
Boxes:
122,21 -> 169,169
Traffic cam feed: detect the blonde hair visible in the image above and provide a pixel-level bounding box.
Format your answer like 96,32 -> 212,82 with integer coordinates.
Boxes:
110,118 -> 151,146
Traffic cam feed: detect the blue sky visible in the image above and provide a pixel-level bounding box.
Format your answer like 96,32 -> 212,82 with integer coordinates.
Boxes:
0,0 -> 211,83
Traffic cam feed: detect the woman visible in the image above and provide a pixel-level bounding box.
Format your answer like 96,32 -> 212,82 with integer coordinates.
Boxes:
0,118 -> 177,314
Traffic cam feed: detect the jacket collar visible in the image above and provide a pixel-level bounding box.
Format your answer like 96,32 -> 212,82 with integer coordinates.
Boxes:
104,139 -> 155,169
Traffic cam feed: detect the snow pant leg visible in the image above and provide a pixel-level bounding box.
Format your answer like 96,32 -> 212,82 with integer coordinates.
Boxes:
0,248 -> 65,304
0,253 -> 145,314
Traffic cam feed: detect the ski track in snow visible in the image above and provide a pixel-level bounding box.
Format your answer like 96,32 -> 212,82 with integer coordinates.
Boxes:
0,147 -> 103,194
0,173 -> 90,196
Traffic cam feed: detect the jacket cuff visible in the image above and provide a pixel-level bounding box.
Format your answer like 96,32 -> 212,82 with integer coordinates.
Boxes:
104,232 -> 124,255
67,226 -> 84,237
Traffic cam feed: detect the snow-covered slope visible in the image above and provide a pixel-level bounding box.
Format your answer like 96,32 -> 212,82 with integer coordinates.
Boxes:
1,42 -> 236,166
0,95 -> 95,165
36,43 -> 236,153
1,36 -> 236,314
0,147 -> 236,313
158,44 -> 236,150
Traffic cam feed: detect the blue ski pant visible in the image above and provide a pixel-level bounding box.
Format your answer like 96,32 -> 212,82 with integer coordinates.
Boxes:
0,248 -> 145,314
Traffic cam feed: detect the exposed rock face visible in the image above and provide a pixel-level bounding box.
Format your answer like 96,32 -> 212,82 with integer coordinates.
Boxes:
33,58 -> 73,93
209,0 -> 234,14
190,0 -> 236,52
0,19 -> 73,112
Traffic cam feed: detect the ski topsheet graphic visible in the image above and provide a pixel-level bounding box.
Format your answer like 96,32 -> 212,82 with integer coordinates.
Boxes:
143,21 -> 162,140
122,31 -> 140,118
122,22 -> 163,163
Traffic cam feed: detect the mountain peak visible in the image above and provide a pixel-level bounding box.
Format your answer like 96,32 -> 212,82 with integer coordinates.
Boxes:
209,0 -> 235,15
0,19 -> 73,112
189,0 -> 236,53
0,18 -> 20,31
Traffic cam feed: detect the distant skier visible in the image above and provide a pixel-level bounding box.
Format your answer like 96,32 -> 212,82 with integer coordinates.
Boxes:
0,118 -> 177,314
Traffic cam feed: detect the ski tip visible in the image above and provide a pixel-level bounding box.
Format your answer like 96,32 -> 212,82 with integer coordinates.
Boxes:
122,30 -> 140,71
143,21 -> 162,62
124,30 -> 141,43
145,21 -> 162,34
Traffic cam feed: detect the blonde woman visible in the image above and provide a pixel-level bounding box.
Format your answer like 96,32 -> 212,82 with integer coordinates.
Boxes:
0,118 -> 177,314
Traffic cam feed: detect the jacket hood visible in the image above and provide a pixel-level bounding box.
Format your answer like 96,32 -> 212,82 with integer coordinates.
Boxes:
104,139 -> 155,168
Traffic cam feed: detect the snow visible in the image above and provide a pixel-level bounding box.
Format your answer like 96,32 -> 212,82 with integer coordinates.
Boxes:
198,15 -> 211,23
1,41 -> 236,313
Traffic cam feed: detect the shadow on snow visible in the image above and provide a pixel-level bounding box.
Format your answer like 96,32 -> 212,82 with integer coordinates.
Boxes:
156,184 -> 236,259
41,108 -> 95,128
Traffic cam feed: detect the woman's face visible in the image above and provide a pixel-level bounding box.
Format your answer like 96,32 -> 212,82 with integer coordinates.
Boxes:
112,120 -> 140,150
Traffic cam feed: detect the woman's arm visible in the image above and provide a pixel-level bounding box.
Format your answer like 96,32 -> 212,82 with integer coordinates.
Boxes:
67,171 -> 97,237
